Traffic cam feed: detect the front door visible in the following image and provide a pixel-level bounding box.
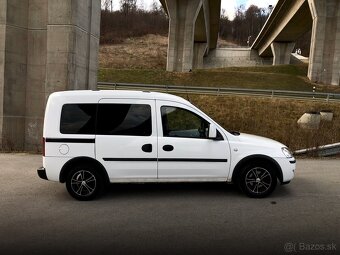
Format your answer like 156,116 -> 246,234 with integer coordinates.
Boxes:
156,100 -> 230,179
95,99 -> 157,180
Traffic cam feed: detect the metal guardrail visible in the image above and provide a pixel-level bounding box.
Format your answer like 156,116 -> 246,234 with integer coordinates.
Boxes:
294,143 -> 340,157
97,82 -> 340,102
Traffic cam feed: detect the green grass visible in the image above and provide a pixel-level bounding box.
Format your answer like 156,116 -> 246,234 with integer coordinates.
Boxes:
98,64 -> 317,92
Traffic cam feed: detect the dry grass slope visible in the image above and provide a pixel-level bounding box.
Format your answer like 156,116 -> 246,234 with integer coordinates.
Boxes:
99,35 -> 167,69
187,95 -> 340,151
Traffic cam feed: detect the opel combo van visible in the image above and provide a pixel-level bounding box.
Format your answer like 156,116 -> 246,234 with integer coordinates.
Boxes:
38,90 -> 295,200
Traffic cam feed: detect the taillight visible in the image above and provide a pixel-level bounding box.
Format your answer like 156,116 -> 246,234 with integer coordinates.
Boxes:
42,137 -> 45,156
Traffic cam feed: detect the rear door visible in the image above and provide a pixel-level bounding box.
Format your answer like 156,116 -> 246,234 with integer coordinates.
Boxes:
95,99 -> 157,180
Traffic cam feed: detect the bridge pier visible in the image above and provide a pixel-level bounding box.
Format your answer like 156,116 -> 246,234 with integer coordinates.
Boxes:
308,0 -> 340,86
271,42 -> 296,65
193,43 -> 208,69
0,0 -> 100,151
164,0 -> 204,72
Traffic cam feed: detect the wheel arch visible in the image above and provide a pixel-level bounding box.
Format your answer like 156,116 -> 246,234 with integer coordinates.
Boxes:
59,156 -> 109,184
232,154 -> 283,183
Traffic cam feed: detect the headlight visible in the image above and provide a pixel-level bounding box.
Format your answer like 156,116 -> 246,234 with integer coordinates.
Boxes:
282,147 -> 293,158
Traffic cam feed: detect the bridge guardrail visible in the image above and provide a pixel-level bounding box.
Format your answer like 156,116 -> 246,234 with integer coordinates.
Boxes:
97,82 -> 340,102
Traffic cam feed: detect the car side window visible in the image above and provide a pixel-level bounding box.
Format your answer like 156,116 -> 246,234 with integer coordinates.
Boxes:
97,104 -> 152,136
60,104 -> 96,134
161,106 -> 210,139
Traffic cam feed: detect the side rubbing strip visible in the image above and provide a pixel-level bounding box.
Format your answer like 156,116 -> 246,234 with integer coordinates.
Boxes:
159,158 -> 228,162
103,158 -> 227,162
103,158 -> 157,162
45,138 -> 95,143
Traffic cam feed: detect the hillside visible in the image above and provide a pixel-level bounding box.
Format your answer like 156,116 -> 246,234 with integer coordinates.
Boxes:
99,34 -> 168,69
98,34 -> 339,93
98,35 -> 340,151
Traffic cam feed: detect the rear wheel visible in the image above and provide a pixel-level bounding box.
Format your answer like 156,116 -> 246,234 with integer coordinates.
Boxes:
239,163 -> 277,198
66,165 -> 103,201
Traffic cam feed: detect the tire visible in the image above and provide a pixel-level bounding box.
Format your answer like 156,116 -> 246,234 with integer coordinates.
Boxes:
239,163 -> 277,198
66,164 -> 104,201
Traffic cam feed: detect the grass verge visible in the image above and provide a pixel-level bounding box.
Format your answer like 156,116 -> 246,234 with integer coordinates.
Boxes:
98,65 -> 337,92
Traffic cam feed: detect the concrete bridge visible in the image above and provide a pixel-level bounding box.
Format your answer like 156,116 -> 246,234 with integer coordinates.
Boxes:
0,0 -> 339,151
161,0 -> 339,87
252,0 -> 340,86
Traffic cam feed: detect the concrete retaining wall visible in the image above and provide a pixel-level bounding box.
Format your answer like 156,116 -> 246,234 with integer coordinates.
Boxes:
203,48 -> 272,68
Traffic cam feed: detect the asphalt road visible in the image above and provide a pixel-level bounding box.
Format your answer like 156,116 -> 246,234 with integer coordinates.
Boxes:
0,153 -> 339,255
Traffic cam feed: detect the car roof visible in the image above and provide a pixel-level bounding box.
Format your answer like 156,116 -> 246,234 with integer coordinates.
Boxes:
49,90 -> 190,105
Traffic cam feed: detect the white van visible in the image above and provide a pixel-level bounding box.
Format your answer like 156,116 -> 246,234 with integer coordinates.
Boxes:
38,90 -> 295,200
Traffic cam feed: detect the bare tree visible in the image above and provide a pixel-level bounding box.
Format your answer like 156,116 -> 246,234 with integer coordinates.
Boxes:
218,4 -> 270,46
151,0 -> 160,12
101,0 -> 112,11
120,0 -> 137,15
100,3 -> 168,44
245,5 -> 267,45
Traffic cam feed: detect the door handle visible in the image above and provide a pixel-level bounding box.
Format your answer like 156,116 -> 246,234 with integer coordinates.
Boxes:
163,145 -> 174,152
142,144 -> 152,153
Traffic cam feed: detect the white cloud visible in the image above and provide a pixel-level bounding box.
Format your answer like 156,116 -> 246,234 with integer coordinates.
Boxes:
107,0 -> 278,19
220,0 -> 279,20
244,0 -> 278,9
104,0 -> 156,11
113,1 -> 120,10
221,0 -> 238,20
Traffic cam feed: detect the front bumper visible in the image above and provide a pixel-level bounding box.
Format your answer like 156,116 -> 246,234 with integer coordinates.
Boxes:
274,157 -> 296,183
37,167 -> 48,180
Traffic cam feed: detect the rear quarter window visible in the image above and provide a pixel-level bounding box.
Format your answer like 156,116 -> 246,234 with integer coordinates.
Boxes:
60,104 -> 97,134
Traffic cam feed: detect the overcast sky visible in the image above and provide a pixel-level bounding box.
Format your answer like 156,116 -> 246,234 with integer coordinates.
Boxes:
109,0 -> 278,20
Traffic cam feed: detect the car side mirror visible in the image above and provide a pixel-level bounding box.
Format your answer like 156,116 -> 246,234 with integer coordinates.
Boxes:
208,124 -> 217,139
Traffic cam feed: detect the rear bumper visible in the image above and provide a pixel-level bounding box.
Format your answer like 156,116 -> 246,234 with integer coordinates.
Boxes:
37,167 -> 48,180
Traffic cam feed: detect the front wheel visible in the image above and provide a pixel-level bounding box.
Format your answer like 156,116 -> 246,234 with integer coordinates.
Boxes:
66,165 -> 103,201
239,163 -> 277,198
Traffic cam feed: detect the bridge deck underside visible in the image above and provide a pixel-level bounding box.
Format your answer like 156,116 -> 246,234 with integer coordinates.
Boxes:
256,1 -> 313,57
